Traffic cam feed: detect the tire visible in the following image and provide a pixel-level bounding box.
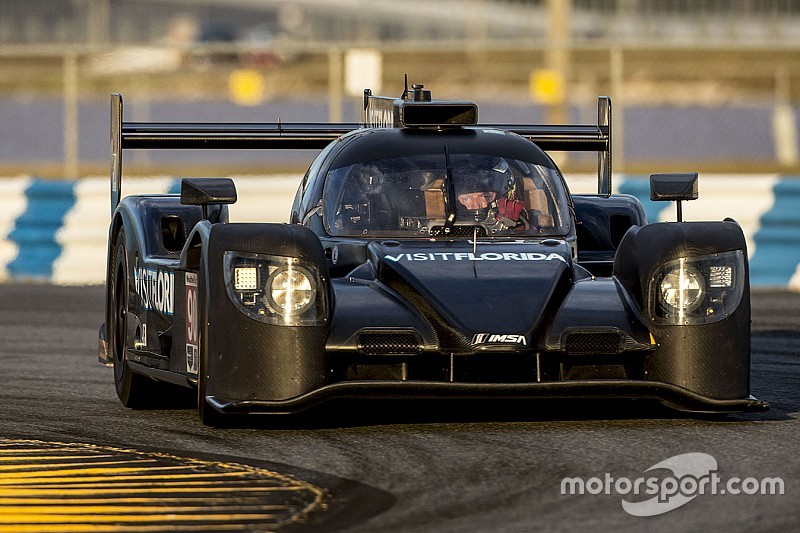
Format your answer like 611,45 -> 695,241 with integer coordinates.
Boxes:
110,232 -> 154,408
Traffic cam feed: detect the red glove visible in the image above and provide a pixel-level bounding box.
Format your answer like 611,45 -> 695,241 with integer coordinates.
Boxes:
495,198 -> 530,230
496,198 -> 525,221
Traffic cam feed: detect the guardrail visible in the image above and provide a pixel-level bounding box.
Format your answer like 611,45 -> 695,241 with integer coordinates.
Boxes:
0,174 -> 798,289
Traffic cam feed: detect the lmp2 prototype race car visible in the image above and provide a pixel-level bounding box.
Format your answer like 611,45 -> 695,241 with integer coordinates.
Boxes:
99,83 -> 768,425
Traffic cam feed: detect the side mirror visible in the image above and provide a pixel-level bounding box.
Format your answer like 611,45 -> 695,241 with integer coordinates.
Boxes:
180,178 -> 237,220
649,173 -> 698,222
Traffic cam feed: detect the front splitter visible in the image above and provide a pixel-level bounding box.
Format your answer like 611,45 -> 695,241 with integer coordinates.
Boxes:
207,379 -> 769,416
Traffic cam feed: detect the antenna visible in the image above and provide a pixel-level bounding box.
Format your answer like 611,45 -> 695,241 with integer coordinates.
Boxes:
401,74 -> 409,99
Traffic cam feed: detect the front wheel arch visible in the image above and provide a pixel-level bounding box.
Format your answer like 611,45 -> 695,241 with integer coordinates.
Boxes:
202,223 -> 332,405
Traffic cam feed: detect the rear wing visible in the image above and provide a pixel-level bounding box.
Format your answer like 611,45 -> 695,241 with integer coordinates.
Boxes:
110,93 -> 358,214
110,93 -> 611,214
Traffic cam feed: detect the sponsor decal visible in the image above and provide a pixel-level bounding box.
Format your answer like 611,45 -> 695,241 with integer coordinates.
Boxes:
134,267 -> 174,315
185,272 -> 199,375
384,252 -> 567,263
365,106 -> 394,127
472,333 -> 528,346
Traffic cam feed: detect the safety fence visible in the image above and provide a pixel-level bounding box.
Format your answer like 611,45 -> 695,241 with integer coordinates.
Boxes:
0,174 -> 798,289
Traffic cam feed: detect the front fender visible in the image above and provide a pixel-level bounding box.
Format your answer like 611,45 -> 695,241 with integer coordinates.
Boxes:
613,221 -> 751,400
201,223 -> 332,402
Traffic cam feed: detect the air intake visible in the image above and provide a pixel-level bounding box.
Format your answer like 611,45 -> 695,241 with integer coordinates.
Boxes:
563,332 -> 623,355
358,332 -> 422,355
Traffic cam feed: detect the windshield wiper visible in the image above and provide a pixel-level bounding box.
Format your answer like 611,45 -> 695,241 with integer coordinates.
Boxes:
442,145 -> 457,232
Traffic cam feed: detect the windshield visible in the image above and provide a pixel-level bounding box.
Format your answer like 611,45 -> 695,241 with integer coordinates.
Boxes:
323,154 -> 569,238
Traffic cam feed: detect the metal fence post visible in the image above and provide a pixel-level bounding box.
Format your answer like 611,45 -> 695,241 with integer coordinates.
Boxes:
63,50 -> 79,179
774,65 -> 799,167
610,46 -> 624,175
545,0 -> 570,126
328,49 -> 343,123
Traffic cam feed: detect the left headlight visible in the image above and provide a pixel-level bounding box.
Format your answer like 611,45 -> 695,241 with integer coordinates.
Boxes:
659,262 -> 705,314
224,252 -> 328,326
648,250 -> 745,325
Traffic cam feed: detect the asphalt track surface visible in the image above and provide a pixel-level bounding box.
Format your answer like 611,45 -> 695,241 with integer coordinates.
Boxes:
0,284 -> 797,532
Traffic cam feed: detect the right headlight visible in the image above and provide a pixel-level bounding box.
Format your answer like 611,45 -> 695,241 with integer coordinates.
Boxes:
648,250 -> 745,325
224,251 -> 328,326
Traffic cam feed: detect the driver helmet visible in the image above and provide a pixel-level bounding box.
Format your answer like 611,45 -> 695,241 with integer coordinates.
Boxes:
455,158 -> 513,221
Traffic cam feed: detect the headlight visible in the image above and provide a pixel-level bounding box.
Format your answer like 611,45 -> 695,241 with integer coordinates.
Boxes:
648,250 -> 745,326
659,262 -> 705,314
224,252 -> 327,326
266,264 -> 316,316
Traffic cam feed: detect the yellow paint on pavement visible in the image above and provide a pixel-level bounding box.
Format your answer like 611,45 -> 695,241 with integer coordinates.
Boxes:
0,439 -> 327,532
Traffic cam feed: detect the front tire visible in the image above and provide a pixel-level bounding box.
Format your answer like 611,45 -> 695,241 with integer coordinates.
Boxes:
111,232 -> 154,408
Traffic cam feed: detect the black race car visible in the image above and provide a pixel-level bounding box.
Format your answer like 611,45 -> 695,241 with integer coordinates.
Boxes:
98,84 -> 768,425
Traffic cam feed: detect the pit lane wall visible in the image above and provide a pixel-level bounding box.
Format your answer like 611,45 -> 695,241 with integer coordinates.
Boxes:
0,174 -> 798,289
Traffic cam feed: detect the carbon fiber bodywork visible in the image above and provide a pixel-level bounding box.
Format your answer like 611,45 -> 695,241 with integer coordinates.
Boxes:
101,91 -> 768,424
208,382 -> 767,416
614,221 -> 752,400
204,224 -> 331,402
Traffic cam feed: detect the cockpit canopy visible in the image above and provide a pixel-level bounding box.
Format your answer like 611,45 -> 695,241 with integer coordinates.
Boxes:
323,153 -> 570,238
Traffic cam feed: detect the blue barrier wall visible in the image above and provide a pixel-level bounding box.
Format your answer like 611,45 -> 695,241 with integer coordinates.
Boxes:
749,180 -> 800,286
6,181 -> 76,279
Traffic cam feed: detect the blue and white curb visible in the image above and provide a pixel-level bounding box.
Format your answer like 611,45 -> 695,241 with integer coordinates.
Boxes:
1,175 -> 299,285
0,174 -> 798,289
0,178 -> 31,281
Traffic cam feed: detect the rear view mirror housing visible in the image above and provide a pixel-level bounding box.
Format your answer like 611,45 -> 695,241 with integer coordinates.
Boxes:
650,173 -> 698,202
649,173 -> 698,222
180,177 -> 237,220
180,177 -> 237,206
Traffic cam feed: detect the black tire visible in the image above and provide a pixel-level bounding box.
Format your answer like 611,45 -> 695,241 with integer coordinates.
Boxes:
110,232 -> 154,408
195,261 -> 228,427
